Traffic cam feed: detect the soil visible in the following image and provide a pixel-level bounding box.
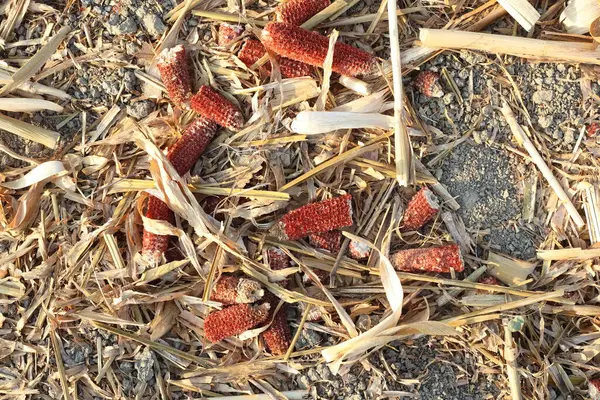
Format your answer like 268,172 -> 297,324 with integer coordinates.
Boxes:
409,53 -> 584,260
298,338 -> 499,400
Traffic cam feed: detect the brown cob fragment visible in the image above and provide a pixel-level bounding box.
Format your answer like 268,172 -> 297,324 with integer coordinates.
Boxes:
390,244 -> 464,273
204,303 -> 271,343
156,45 -> 192,108
275,0 -> 330,26
261,22 -> 377,77
190,85 -> 244,131
210,275 -> 264,305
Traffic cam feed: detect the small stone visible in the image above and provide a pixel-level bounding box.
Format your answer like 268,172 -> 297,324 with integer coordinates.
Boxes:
442,92 -> 454,105
127,100 -> 155,120
538,115 -> 553,129
141,13 -> 166,37
123,70 -> 137,92
134,347 -> 154,382
532,90 -> 553,104
307,368 -> 320,382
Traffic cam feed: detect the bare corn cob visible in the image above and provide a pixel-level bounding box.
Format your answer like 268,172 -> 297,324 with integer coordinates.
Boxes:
390,244 -> 464,273
402,187 -> 440,231
277,194 -> 353,240
275,0 -> 330,26
261,22 -> 377,77
210,275 -> 264,305
190,85 -> 244,131
204,303 -> 271,343
141,117 -> 218,260
238,39 -> 313,78
156,45 -> 192,108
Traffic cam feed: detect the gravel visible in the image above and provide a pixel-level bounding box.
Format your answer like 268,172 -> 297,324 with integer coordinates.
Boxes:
127,99 -> 155,119
299,338 -> 500,400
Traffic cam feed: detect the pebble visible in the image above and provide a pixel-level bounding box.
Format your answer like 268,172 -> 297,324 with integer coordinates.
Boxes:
538,115 -> 553,129
532,89 -> 553,104
127,100 -> 155,120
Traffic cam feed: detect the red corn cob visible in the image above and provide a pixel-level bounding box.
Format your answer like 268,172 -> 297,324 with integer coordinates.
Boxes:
390,244 -> 464,273
587,122 -> 600,137
476,275 -> 501,294
204,303 -> 271,342
157,45 -> 192,108
277,194 -> 353,241
238,39 -> 313,78
589,378 -> 600,399
262,22 -> 377,77
165,117 -> 219,175
142,196 -> 175,261
415,71 -> 444,98
218,23 -> 244,46
210,275 -> 264,305
267,248 -> 292,271
261,293 -> 292,355
302,268 -> 329,284
275,0 -> 330,26
309,230 -> 341,253
348,240 -> 371,260
190,85 -> 244,131
142,117 -> 219,260
402,187 -> 440,231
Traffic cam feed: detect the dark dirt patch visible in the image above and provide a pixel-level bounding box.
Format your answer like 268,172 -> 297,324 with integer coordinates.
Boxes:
435,142 -> 536,259
298,338 -> 500,400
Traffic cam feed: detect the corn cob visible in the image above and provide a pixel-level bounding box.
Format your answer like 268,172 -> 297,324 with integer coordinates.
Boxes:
275,0 -> 330,26
218,23 -> 244,46
587,122 -> 600,137
141,117 -> 218,260
348,240 -> 371,260
262,22 -> 377,77
277,194 -> 353,241
267,248 -> 292,271
204,303 -> 270,342
476,275 -> 501,294
589,378 -> 600,399
156,45 -> 192,108
238,39 -> 313,78
261,293 -> 292,355
309,230 -> 342,253
415,71 -> 444,98
142,196 -> 176,261
390,244 -> 464,273
209,275 -> 264,305
402,187 -> 440,231
190,85 -> 244,131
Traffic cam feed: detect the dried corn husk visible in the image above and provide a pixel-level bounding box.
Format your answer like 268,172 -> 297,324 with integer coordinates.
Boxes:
496,0 -> 540,32
0,98 -> 63,113
560,0 -> 600,34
